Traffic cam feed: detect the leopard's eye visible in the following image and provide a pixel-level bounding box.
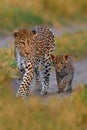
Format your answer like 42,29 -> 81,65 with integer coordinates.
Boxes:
20,40 -> 25,45
22,42 -> 25,45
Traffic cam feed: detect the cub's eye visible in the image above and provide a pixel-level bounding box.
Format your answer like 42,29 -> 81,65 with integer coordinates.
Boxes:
20,40 -> 25,45
61,61 -> 64,64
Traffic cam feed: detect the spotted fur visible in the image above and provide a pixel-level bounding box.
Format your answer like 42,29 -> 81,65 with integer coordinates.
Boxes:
51,54 -> 74,93
13,26 -> 55,98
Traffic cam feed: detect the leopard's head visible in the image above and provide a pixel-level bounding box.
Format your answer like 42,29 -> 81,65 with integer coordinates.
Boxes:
51,54 -> 71,72
13,29 -> 37,57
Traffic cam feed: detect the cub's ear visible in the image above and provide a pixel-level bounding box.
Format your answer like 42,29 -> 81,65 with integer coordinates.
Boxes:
64,54 -> 69,61
50,54 -> 56,61
13,30 -> 19,37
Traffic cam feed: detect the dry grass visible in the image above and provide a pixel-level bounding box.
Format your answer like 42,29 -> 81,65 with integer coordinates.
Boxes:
0,74 -> 87,130
1,0 -> 87,16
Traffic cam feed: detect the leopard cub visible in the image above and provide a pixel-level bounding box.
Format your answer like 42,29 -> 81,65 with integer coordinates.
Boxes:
51,54 -> 74,93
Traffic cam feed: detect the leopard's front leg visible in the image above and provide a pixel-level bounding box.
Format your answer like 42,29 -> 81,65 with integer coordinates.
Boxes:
16,61 -> 34,99
41,53 -> 51,95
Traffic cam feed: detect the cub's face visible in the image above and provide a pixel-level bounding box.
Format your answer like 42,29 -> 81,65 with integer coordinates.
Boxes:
51,54 -> 70,72
13,29 -> 36,57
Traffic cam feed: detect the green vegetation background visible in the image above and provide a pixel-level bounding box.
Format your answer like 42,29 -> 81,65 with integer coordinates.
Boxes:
1,0 -> 87,34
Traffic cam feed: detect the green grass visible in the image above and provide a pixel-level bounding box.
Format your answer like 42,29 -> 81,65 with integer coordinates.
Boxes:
55,30 -> 87,59
0,8 -> 51,35
1,0 -> 87,34
0,47 -> 17,78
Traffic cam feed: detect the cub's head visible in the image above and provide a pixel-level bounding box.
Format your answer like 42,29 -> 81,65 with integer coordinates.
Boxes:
13,29 -> 37,57
50,54 -> 71,72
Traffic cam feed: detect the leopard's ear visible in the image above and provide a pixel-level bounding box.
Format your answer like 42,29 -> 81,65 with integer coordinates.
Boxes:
13,30 -> 19,37
26,30 -> 37,37
64,54 -> 69,61
50,54 -> 56,61
22,29 -> 27,33
32,30 -> 36,34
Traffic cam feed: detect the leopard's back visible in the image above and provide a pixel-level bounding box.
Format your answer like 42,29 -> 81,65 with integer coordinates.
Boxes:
33,26 -> 55,55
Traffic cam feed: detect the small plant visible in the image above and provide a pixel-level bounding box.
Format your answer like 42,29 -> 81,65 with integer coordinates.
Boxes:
84,84 -> 87,88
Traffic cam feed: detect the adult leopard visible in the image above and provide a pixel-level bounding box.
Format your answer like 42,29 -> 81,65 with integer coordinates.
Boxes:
13,26 -> 55,99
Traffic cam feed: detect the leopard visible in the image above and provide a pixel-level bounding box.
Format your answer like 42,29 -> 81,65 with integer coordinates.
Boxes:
13,25 -> 55,99
50,54 -> 74,93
